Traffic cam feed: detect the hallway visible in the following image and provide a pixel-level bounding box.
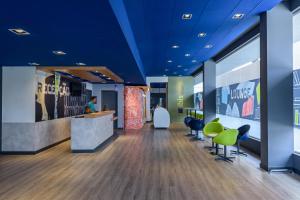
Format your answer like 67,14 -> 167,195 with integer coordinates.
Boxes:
0,124 -> 300,200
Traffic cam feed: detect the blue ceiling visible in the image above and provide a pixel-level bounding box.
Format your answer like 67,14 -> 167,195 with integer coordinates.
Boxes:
0,0 -> 282,84
0,0 -> 145,84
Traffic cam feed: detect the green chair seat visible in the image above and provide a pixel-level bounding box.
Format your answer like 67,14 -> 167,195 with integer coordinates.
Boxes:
213,129 -> 239,146
203,122 -> 224,137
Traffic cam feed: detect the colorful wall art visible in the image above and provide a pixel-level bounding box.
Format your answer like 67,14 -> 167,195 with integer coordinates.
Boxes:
216,79 -> 260,121
124,86 -> 144,129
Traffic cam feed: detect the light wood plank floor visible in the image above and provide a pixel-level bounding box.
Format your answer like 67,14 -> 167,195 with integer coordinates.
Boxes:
1,123 -> 300,200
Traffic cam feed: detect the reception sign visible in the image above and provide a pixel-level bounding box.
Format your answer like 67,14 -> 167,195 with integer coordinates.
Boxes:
216,79 -> 260,121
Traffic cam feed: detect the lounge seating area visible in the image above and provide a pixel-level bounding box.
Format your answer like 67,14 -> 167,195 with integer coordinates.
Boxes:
184,115 -> 251,163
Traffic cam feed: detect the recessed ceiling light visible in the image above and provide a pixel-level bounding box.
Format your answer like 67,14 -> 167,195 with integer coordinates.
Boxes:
107,77 -> 111,80
165,69 -> 169,72
53,50 -> 66,55
167,60 -> 173,63
28,62 -> 40,66
76,62 -> 86,66
182,13 -> 192,20
8,28 -> 30,36
198,32 -> 207,37
172,45 -> 180,49
185,53 -> 191,57
204,44 -> 213,49
177,65 -> 182,68
192,60 -> 197,63
184,68 -> 188,71
232,13 -> 245,20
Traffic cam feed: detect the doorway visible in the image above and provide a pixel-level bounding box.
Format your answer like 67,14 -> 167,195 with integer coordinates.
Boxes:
101,91 -> 118,128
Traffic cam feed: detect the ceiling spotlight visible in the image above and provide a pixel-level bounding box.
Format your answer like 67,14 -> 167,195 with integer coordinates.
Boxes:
232,13 -> 245,20
204,44 -> 213,49
185,53 -> 191,57
198,32 -> 207,37
167,60 -> 173,63
182,13 -> 192,20
76,62 -> 86,66
172,45 -> 180,49
192,60 -> 197,63
177,65 -> 182,68
107,77 -> 111,80
165,69 -> 169,72
53,50 -> 66,55
9,28 -> 30,36
28,62 -> 40,66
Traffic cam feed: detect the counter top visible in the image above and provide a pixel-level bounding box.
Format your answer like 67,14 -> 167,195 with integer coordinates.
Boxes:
75,111 -> 115,119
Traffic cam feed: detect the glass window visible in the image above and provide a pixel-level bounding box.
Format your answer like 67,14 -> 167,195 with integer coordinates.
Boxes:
194,73 -> 203,112
293,11 -> 300,153
216,37 -> 261,139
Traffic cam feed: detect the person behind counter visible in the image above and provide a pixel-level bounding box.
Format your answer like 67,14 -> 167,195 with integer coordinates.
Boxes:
88,96 -> 98,113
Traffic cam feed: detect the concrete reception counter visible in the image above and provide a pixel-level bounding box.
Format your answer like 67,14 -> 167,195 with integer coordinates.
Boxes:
71,111 -> 115,152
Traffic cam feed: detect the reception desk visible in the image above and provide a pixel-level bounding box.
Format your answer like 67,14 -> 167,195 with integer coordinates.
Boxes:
71,111 -> 115,152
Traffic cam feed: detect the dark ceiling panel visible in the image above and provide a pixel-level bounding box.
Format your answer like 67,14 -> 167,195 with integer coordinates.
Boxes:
0,0 -> 145,84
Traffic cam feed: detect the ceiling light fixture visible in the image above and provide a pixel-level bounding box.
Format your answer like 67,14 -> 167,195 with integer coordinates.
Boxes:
198,32 -> 207,37
204,44 -> 213,49
76,62 -> 86,66
232,13 -> 245,20
192,60 -> 197,63
167,60 -> 173,63
177,65 -> 182,68
28,62 -> 40,66
165,69 -> 169,72
184,68 -> 188,71
182,13 -> 192,20
8,28 -> 30,35
172,45 -> 180,49
53,50 -> 66,55
185,53 -> 191,57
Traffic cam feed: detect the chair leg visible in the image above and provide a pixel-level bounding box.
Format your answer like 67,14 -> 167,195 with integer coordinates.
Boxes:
185,128 -> 193,137
231,141 -> 247,156
215,146 -> 236,162
191,131 -> 205,141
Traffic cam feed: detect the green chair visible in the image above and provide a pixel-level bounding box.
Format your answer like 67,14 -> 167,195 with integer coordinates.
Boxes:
211,118 -> 220,123
213,129 -> 239,162
203,122 -> 224,153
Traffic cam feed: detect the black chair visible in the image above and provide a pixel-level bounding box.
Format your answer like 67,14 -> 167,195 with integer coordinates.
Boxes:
230,124 -> 251,156
184,116 -> 194,136
189,119 -> 205,141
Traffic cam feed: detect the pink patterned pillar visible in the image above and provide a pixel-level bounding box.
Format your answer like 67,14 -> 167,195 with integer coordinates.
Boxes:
124,86 -> 144,129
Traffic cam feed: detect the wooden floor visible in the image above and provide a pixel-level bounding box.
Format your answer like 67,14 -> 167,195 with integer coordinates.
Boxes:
1,123 -> 300,200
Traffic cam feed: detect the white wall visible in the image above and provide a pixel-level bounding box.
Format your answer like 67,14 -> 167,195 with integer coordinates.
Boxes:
2,67 -> 36,123
146,76 -> 168,121
92,84 -> 124,128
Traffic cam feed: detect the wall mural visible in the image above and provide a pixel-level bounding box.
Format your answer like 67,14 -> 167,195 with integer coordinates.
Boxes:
216,79 -> 261,121
124,86 -> 144,129
35,71 -> 89,122
294,70 -> 300,127
194,92 -> 203,111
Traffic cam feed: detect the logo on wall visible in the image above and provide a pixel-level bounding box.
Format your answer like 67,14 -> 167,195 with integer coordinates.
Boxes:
216,79 -> 260,121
